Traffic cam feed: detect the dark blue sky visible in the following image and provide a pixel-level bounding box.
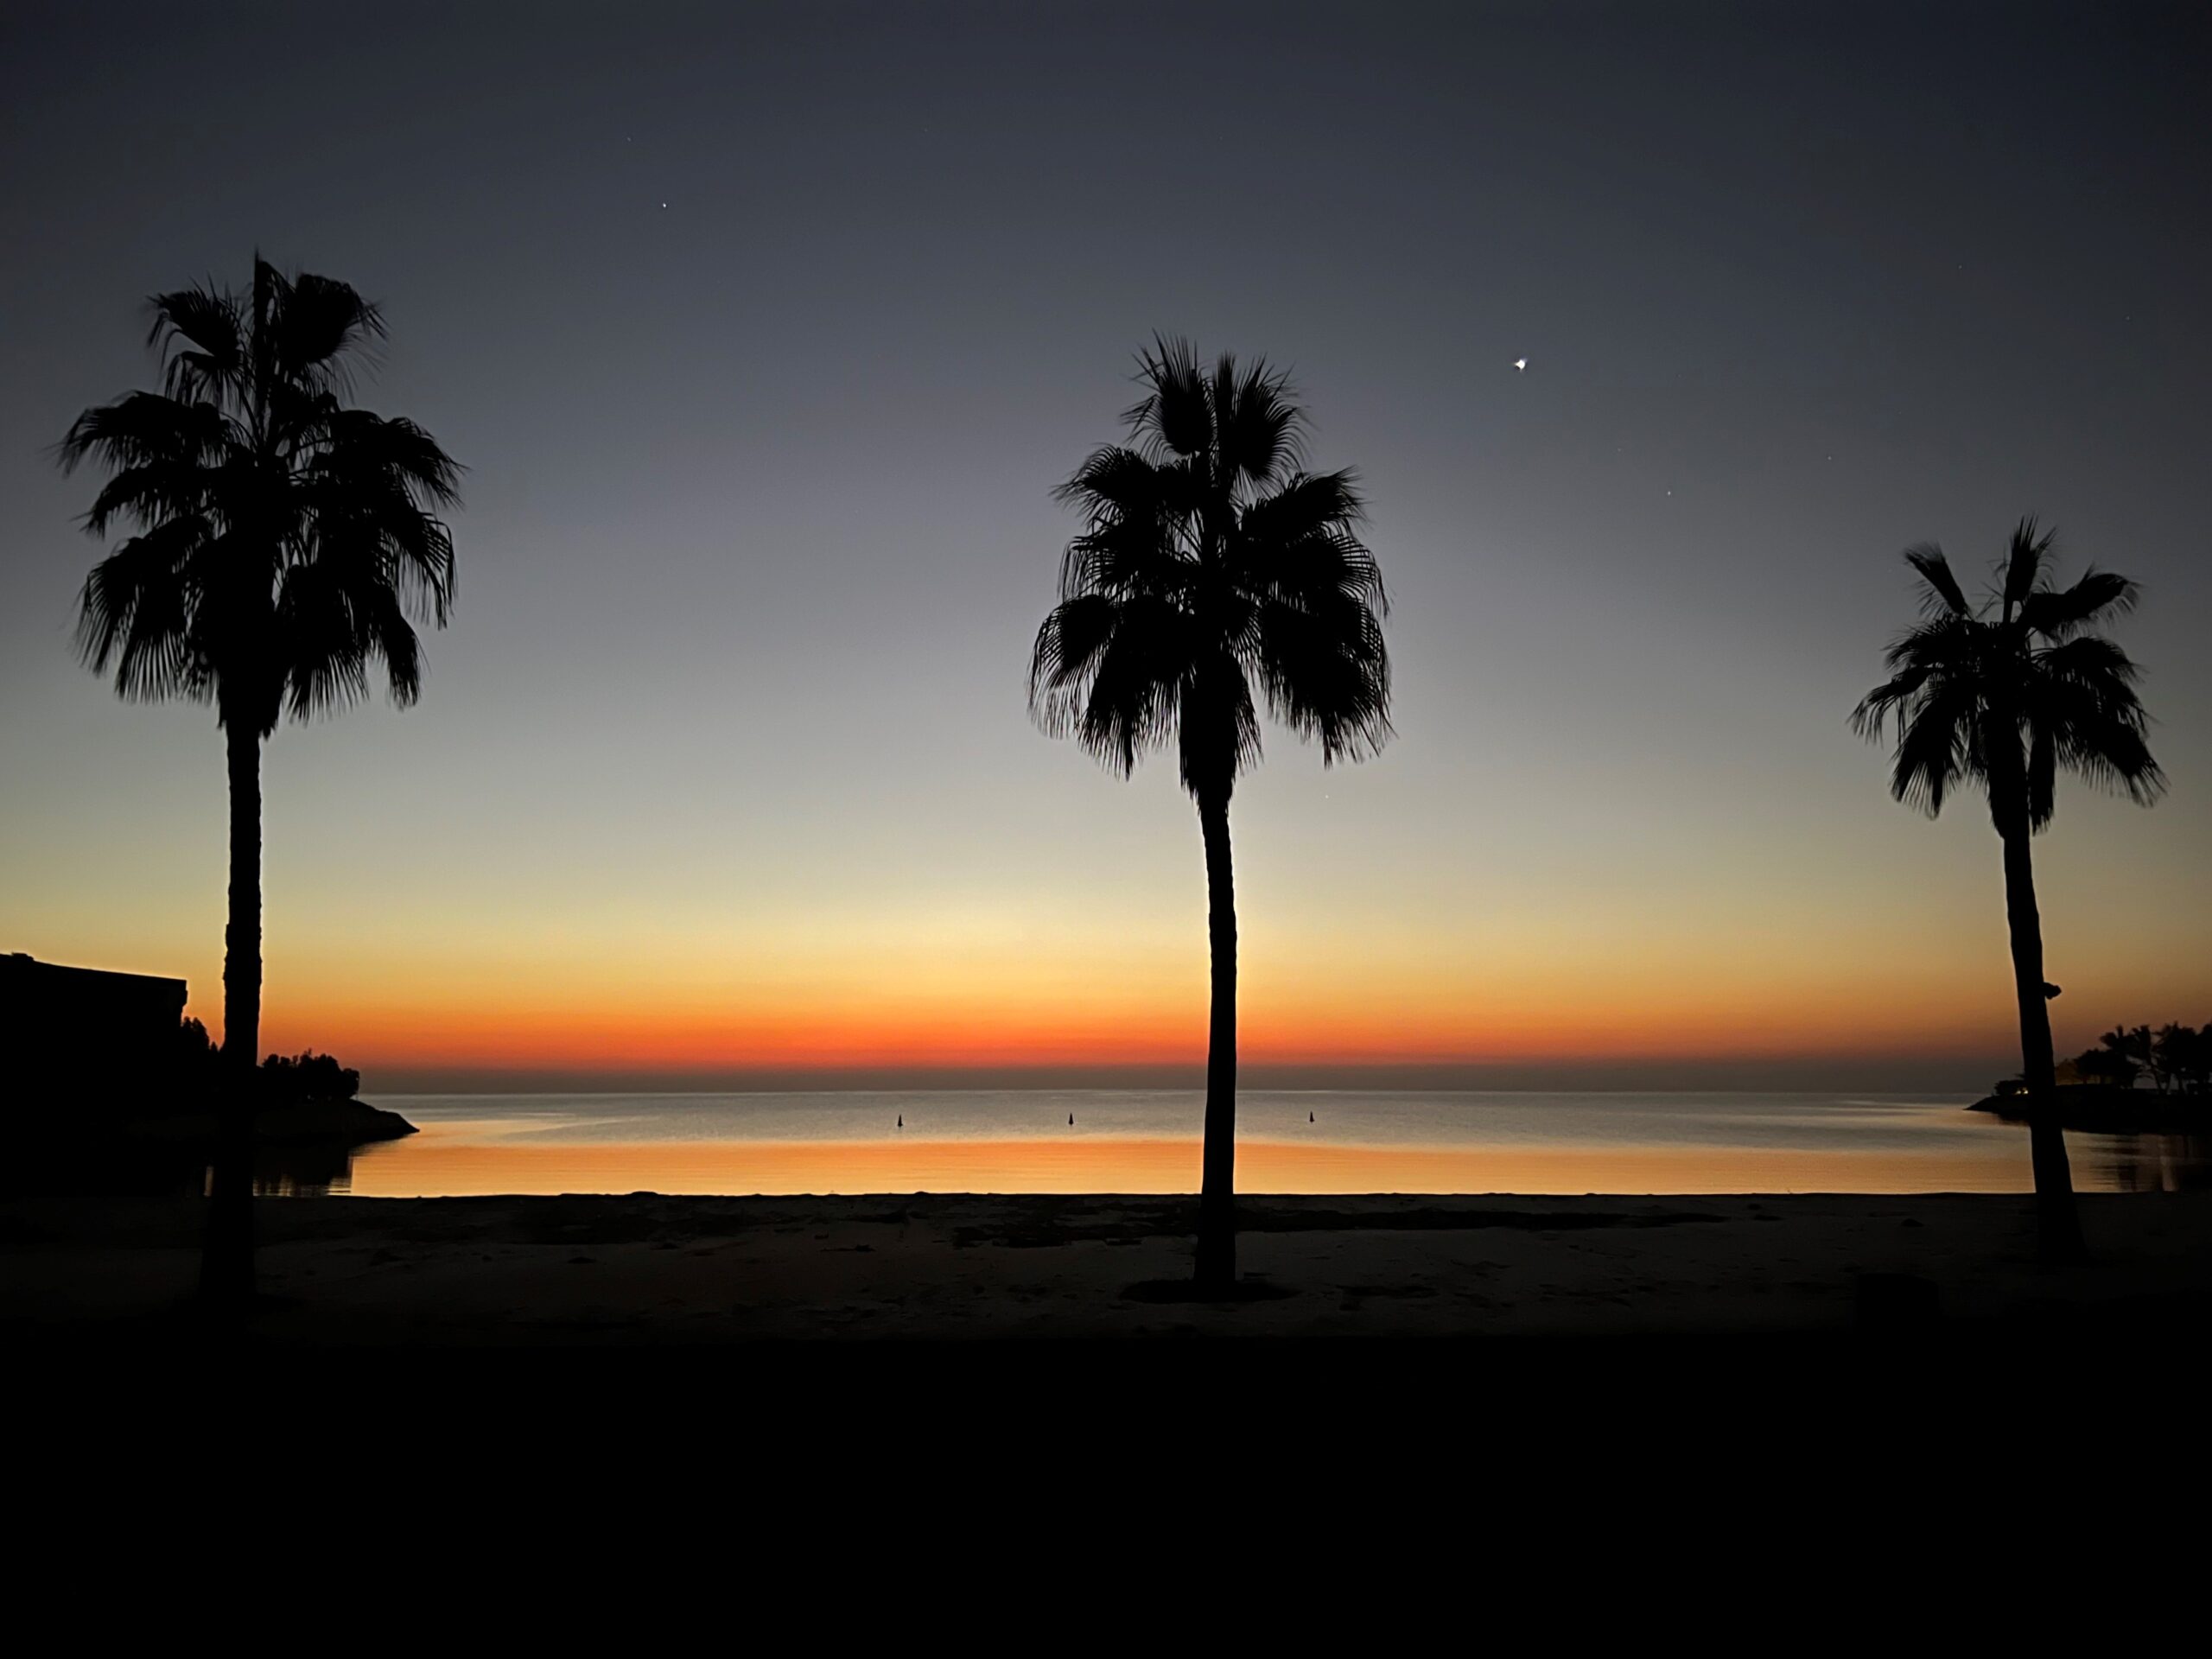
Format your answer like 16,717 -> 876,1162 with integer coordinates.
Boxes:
3,2 -> 2206,1087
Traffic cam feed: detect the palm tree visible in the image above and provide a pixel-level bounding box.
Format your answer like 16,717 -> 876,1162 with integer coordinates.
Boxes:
1853,519 -> 2163,1262
59,257 -> 461,1307
2165,1024 -> 2210,1096
2149,1023 -> 2189,1095
1029,338 -> 1391,1287
2098,1025 -> 2145,1090
2133,1025 -> 2160,1090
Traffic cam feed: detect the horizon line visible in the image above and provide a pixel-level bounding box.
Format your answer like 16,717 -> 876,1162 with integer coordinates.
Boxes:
362,1055 -> 2012,1094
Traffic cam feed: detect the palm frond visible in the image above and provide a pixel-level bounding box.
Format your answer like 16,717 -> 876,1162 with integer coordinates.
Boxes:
1233,471 -> 1383,610
1888,677 -> 1979,817
1052,446 -> 1192,587
2034,633 -> 2141,688
1127,335 -> 1213,463
276,559 -> 375,719
74,518 -> 210,702
314,410 -> 463,506
1236,467 -> 1364,539
1052,444 -> 1161,519
1214,356 -> 1305,488
277,557 -> 423,718
2027,641 -> 2164,808
1027,593 -> 1119,705
1999,515 -> 2053,617
2045,697 -> 2165,806
1867,612 -> 1977,688
1081,600 -> 1193,777
1902,543 -> 1971,619
272,270 -> 385,388
1253,597 -> 1393,764
2019,567 -> 2137,640
58,393 -> 226,484
145,283 -> 244,397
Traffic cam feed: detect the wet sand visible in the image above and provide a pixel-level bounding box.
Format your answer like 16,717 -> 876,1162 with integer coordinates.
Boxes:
7,1190 -> 2209,1344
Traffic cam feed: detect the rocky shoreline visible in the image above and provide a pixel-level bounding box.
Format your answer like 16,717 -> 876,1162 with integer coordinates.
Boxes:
7,1097 -> 416,1198
1967,1084 -> 2204,1134
113,1096 -> 418,1146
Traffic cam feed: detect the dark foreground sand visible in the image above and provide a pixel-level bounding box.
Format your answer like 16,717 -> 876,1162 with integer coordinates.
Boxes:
17,1192 -> 2212,1546
7,1190 -> 2209,1344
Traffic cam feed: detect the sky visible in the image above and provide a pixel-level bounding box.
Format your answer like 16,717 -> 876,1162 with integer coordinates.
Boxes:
2,1 -> 2207,1092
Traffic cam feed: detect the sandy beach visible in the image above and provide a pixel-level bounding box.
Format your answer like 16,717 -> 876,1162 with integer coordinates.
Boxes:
16,1190 -> 2210,1532
8,1190 -> 2209,1345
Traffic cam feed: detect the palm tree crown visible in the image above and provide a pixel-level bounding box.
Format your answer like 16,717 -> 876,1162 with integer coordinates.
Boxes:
58,257 -> 461,738
1028,337 -> 1392,797
1851,518 -> 2163,831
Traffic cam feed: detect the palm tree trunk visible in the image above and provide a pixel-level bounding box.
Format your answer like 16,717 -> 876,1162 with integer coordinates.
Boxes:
1999,821 -> 2085,1264
201,715 -> 262,1310
1195,788 -> 1237,1287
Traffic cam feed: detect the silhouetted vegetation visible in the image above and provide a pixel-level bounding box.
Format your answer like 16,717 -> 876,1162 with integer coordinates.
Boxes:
1031,338 -> 1391,1287
175,1014 -> 218,1087
1854,519 -> 2164,1262
258,1050 -> 362,1101
59,257 -> 461,1309
170,1019 -> 359,1100
2066,1023 -> 2211,1096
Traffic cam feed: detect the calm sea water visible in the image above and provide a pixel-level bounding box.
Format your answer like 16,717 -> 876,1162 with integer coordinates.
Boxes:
304,1090 -> 2212,1198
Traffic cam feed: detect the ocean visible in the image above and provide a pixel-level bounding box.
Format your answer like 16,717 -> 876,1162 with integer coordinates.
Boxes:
314,1089 -> 2211,1198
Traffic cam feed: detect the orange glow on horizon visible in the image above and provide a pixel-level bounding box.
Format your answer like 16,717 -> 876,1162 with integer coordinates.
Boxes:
54,806 -> 2193,1080
251,993 -> 2018,1075
241,950 -> 2028,1072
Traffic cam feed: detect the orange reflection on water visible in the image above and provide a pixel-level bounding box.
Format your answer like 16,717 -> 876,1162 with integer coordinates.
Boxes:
342,1128 -> 2033,1197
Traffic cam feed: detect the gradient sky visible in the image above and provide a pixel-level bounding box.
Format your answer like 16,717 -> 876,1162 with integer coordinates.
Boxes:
3,1 -> 2207,1090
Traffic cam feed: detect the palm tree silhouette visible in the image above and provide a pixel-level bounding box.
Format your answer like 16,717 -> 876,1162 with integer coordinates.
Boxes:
59,257 -> 461,1306
1853,518 -> 2162,1262
1030,338 -> 1391,1287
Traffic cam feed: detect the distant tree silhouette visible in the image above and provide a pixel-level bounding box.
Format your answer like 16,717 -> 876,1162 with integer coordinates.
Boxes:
60,257 -> 460,1308
2075,1040 -> 2139,1090
259,1050 -> 361,1101
2115,1023 -> 2163,1091
175,1016 -> 219,1089
2079,1022 -> 2209,1095
2141,1021 -> 2177,1096
162,1020 -> 359,1101
2149,1023 -> 2190,1095
1031,338 -> 1391,1287
2163,1025 -> 2209,1095
1854,519 -> 2163,1261
2100,1024 -> 2144,1086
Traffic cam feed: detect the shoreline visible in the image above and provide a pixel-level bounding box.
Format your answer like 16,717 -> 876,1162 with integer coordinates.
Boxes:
7,1190 -> 2209,1344
1969,1086 -> 2209,1134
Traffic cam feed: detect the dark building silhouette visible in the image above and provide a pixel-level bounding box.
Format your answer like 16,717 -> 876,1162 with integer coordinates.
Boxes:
3,952 -> 187,1108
